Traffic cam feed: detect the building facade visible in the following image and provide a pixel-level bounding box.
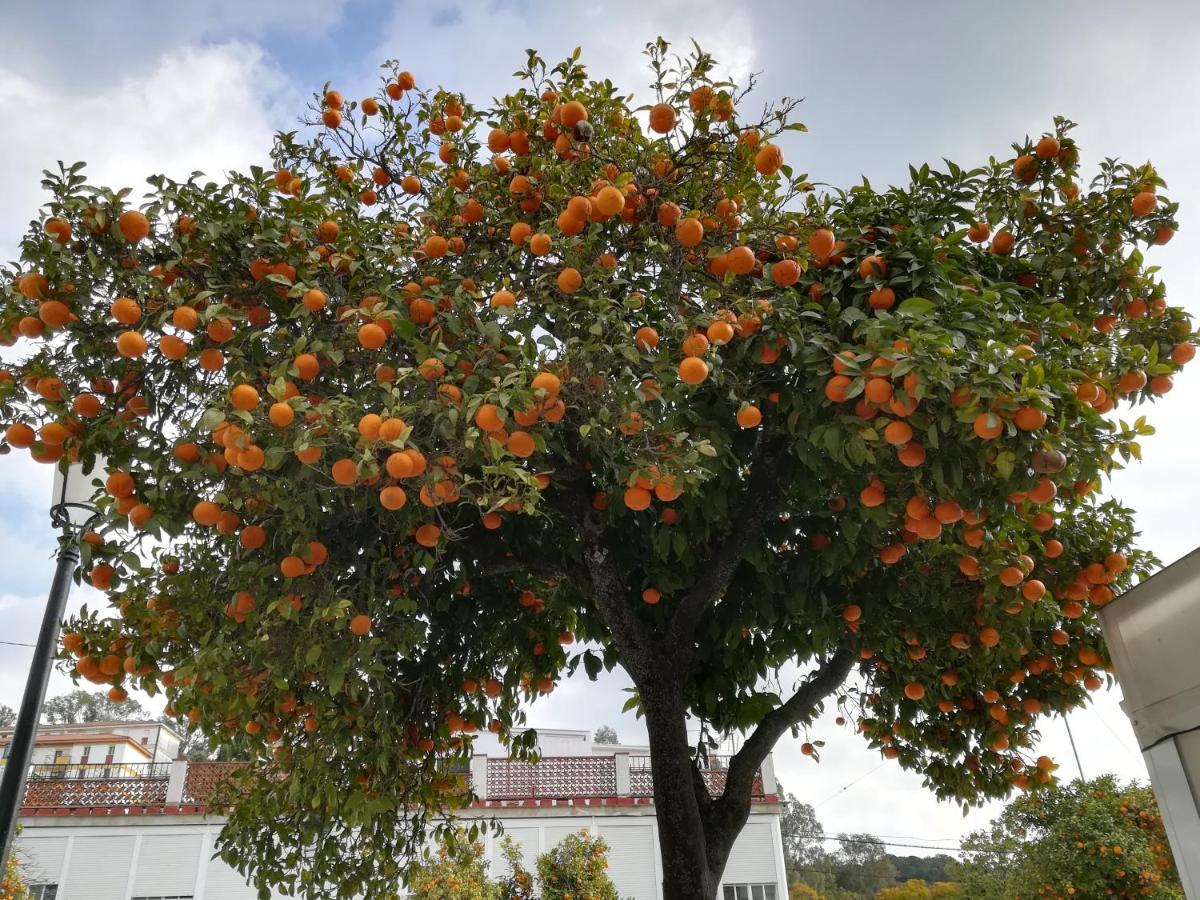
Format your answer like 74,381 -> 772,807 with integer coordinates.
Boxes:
10,728 -> 787,899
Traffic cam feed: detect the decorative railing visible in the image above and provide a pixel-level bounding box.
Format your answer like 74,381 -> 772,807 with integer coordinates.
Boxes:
12,754 -> 768,809
182,761 -> 244,805
628,755 -> 763,799
486,755 -> 617,800
22,762 -> 171,780
20,773 -> 168,807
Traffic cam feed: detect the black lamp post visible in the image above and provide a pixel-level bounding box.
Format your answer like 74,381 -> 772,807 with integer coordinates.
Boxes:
0,456 -> 101,875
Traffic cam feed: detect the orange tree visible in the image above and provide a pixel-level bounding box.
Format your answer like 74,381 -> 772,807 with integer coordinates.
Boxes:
0,39 -> 1194,900
954,775 -> 1183,898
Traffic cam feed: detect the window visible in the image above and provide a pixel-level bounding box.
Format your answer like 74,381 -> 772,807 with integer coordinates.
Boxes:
29,886 -> 58,900
722,886 -> 777,900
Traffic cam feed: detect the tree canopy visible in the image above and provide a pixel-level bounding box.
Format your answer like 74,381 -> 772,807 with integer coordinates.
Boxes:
953,774 -> 1183,899
0,37 -> 1192,899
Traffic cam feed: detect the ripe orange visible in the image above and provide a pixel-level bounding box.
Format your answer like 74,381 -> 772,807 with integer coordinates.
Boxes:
506,431 -> 535,457
110,297 -> 141,324
230,384 -> 260,411
1131,191 -> 1157,217
624,486 -> 652,510
675,217 -> 704,247
973,413 -> 1004,439
736,405 -> 762,428
192,501 -> 221,526
642,588 -> 661,605
557,267 -> 582,293
883,420 -> 913,445
269,403 -> 294,427
649,103 -> 677,133
118,210 -> 150,242
380,486 -> 408,510
904,682 -> 925,701
636,326 -> 659,351
824,375 -> 851,402
858,255 -> 887,279
754,144 -> 783,176
331,459 -> 358,485
358,323 -> 386,349
415,523 -> 441,548
239,525 -> 267,550
1035,135 -> 1060,159
475,404 -> 504,432
116,331 -> 147,358
678,357 -> 708,385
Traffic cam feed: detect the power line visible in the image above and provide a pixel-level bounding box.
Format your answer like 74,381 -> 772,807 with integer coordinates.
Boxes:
812,761 -> 887,809
800,832 -> 1004,855
0,640 -> 35,648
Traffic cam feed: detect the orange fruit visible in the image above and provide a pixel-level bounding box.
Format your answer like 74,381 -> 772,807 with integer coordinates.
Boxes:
192,501 -> 221,526
380,486 -> 408,510
736,405 -> 762,428
675,218 -> 704,248
506,431 -> 535,457
624,486 -> 652,510
648,103 -> 677,133
331,459 -> 358,485
230,384 -> 260,411
358,323 -> 386,349
678,357 -> 708,385
1131,191 -> 1157,217
116,331 -> 147,358
118,210 -> 150,242
754,144 -> 783,176
415,523 -> 441,548
557,267 -> 582,293
475,404 -> 504,432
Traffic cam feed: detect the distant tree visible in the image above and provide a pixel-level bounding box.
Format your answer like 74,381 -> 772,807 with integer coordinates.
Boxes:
789,884 -> 823,900
593,725 -> 619,745
41,689 -> 147,724
535,831 -> 618,900
833,835 -> 897,896
875,880 -> 961,900
954,775 -> 1182,899
888,856 -> 954,884
778,792 -> 825,877
0,704 -> 15,729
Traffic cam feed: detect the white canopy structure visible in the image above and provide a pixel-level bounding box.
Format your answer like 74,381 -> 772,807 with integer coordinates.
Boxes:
1099,547 -> 1200,896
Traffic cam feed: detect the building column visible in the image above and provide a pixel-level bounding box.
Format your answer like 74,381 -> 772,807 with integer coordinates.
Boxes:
166,759 -> 188,804
614,752 -> 631,797
759,754 -> 777,796
470,754 -> 489,801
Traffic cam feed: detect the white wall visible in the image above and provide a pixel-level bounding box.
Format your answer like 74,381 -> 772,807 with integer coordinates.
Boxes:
16,808 -> 786,900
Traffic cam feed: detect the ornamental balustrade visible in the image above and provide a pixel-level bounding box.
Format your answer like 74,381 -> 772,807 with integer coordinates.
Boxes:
12,754 -> 765,808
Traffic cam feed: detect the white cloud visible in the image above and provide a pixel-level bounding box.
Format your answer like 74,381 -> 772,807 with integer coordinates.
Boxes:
0,42 -> 293,260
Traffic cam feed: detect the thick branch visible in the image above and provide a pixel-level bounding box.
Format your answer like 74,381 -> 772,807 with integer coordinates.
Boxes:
666,435 -> 792,658
705,645 -> 855,848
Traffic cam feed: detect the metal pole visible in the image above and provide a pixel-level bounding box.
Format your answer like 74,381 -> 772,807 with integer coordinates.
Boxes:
0,537 -> 79,875
1064,715 -> 1085,782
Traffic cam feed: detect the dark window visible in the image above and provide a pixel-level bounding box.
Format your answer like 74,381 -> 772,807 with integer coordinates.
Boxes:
29,886 -> 59,900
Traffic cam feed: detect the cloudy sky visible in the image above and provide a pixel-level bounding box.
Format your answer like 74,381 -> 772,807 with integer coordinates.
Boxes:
3,0 -> 1200,860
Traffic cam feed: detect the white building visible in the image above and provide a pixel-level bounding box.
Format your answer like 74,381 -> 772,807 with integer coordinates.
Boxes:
0,719 -> 182,779
11,728 -> 787,900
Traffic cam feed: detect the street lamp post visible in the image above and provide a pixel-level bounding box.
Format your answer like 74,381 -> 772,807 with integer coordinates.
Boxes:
0,457 -> 101,876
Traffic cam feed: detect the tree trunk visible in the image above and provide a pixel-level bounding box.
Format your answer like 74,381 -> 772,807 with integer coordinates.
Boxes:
642,682 -> 738,900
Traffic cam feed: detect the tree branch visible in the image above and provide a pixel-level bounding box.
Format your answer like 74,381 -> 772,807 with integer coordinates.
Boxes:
705,645 -> 856,850
666,434 -> 792,660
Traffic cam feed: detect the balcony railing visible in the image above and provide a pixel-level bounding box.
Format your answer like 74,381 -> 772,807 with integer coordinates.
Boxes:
21,762 -> 172,780
13,755 -> 770,811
